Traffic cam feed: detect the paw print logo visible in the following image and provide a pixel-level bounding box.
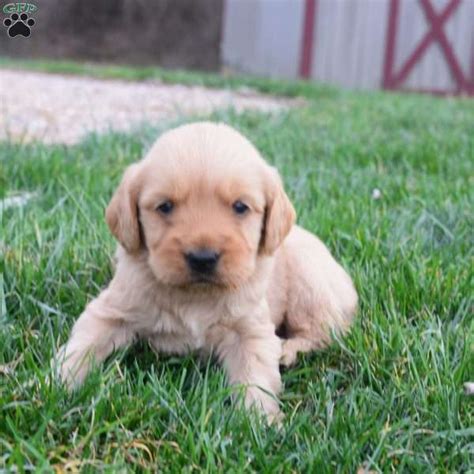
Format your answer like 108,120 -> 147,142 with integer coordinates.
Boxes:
3,12 -> 35,37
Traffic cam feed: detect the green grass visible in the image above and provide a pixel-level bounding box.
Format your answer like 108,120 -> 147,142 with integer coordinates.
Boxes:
0,56 -> 337,100
1,61 -> 473,472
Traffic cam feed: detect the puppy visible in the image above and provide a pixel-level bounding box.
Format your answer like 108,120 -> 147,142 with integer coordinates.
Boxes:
57,122 -> 357,421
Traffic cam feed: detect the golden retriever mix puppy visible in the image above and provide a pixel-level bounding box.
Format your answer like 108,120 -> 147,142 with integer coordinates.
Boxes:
57,122 -> 357,421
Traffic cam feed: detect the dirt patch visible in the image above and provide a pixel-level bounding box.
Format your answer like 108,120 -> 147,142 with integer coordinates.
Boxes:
0,69 -> 298,144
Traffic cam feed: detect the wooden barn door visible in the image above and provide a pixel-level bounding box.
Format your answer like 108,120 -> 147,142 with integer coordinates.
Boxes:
382,0 -> 474,95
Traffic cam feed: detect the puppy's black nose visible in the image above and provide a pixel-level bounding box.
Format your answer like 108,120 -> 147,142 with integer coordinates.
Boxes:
185,249 -> 220,274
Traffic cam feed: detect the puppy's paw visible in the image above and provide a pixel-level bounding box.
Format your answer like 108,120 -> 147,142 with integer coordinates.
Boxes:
280,339 -> 299,367
245,386 -> 283,426
52,345 -> 87,391
266,408 -> 284,428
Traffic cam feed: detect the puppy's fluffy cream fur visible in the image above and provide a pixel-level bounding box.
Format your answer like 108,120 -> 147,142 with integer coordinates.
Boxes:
57,122 -> 357,420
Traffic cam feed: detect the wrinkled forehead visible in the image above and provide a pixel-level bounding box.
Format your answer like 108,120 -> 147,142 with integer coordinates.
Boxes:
138,125 -> 268,209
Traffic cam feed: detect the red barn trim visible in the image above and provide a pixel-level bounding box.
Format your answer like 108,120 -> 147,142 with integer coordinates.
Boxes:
299,0 -> 317,78
382,0 -> 400,90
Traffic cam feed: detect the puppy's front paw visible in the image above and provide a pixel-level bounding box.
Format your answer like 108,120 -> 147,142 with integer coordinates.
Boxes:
266,408 -> 284,428
245,386 -> 282,425
280,339 -> 299,367
52,345 -> 88,391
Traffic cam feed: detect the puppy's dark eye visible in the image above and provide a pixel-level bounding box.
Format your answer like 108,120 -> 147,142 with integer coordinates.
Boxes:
156,200 -> 174,215
232,200 -> 249,215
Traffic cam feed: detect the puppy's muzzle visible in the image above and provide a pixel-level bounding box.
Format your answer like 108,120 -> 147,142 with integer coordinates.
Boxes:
185,249 -> 220,275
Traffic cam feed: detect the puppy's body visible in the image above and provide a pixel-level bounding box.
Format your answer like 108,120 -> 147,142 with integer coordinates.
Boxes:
58,122 -> 357,420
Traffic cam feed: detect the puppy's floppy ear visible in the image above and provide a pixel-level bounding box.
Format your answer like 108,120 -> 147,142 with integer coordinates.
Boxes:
260,166 -> 296,255
105,163 -> 142,253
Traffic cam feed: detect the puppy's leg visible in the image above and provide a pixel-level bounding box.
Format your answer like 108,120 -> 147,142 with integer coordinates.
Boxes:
280,335 -> 325,367
213,319 -> 282,422
279,229 -> 358,367
280,301 -> 342,367
56,290 -> 134,389
280,292 -> 356,367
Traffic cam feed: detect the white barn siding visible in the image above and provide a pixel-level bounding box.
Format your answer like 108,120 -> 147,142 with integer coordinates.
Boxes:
311,0 -> 390,89
222,0 -> 304,78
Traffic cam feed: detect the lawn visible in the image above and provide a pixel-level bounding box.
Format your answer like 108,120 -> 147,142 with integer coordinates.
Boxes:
1,61 -> 473,472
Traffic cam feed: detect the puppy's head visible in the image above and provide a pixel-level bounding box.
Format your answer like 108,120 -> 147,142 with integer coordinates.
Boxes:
106,122 -> 295,289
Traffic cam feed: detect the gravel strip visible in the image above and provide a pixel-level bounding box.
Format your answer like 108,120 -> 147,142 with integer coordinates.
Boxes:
0,69 -> 298,145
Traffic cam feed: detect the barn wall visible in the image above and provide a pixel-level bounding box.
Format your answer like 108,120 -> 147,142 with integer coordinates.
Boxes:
222,0 -> 474,95
311,0 -> 390,90
222,0 -> 304,78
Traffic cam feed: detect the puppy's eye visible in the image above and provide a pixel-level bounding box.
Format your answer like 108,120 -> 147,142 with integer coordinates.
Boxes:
156,200 -> 174,215
232,200 -> 249,215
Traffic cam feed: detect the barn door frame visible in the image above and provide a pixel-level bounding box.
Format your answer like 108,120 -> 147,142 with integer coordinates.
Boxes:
382,0 -> 474,95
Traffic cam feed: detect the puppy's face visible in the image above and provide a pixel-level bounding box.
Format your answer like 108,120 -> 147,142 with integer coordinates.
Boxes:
106,123 -> 295,290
